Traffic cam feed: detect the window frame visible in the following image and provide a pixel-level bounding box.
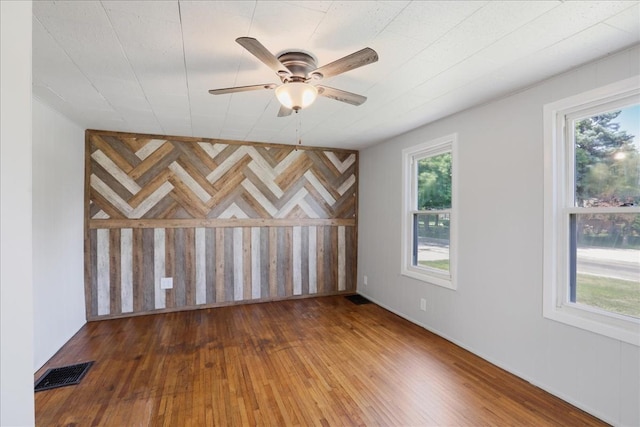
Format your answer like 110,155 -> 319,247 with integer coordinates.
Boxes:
401,134 -> 457,290
543,76 -> 640,346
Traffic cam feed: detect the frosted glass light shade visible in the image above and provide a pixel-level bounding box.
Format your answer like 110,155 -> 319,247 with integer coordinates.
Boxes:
275,82 -> 318,110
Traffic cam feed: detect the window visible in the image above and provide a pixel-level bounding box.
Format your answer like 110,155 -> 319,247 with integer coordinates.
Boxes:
544,77 -> 640,346
402,134 -> 457,289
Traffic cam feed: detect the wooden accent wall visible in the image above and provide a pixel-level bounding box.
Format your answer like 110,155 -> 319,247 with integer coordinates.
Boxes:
84,130 -> 358,320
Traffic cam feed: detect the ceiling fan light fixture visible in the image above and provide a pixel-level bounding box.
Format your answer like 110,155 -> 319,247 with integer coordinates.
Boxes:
275,82 -> 318,110
209,37 -> 378,116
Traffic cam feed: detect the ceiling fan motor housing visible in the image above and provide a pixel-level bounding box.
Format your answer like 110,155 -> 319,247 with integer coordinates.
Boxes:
277,51 -> 319,82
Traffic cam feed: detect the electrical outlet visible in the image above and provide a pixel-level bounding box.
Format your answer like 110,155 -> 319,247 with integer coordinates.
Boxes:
363,275 -> 368,286
160,277 -> 173,290
420,298 -> 427,311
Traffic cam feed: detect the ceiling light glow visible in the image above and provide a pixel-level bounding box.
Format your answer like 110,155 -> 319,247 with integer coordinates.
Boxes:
275,82 -> 318,110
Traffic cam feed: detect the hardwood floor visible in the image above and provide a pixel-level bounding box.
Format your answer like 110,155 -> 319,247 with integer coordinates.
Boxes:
35,296 -> 606,426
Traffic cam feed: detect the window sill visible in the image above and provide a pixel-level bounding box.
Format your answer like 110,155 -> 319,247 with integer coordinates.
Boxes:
401,266 -> 456,290
543,302 -> 640,346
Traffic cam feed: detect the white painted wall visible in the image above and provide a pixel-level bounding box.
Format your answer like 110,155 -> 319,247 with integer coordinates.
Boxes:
358,45 -> 640,427
0,2 -> 35,425
32,99 -> 86,371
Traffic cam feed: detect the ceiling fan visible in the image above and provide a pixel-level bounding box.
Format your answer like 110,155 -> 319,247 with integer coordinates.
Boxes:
208,37 -> 379,117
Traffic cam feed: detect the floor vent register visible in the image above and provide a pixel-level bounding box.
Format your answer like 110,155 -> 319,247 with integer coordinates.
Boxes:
34,361 -> 94,392
345,294 -> 373,305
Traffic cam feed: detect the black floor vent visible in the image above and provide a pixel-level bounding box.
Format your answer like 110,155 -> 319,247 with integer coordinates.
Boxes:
345,294 -> 372,305
34,361 -> 94,392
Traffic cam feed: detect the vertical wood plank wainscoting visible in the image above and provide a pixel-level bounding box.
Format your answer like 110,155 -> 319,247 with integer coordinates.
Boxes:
84,130 -> 358,320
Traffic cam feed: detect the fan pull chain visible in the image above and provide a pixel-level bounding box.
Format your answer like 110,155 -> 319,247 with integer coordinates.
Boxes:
295,109 -> 302,150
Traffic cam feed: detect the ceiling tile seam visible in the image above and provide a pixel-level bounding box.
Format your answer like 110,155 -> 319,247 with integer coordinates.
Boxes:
454,2 -> 565,63
314,1 -> 578,134
603,20 -> 639,37
99,0 -> 165,134
288,1 -> 332,14
521,0 -> 636,43
33,15 -> 121,122
406,0 -> 492,53
603,3 -> 640,35
243,99 -> 281,141
529,15 -> 636,59
33,72 -> 68,103
33,84 -> 66,103
384,0 -> 556,89
328,0 -> 497,119
177,0 -> 194,137
373,0 -> 415,37
313,0 -> 415,105
217,0 -> 260,139
364,0 -> 566,105
236,0 -> 259,88
379,41 -> 640,135
436,7 -> 640,107
348,56 -> 536,134
441,4 -> 640,107
303,1 -> 331,45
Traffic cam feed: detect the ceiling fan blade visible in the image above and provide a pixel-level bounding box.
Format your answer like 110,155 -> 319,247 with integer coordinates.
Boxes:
311,48 -> 378,80
277,105 -> 293,117
317,85 -> 367,106
208,83 -> 276,95
236,37 -> 290,76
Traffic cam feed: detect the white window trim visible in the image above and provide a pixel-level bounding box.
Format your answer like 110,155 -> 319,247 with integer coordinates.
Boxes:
543,76 -> 640,346
401,134 -> 458,290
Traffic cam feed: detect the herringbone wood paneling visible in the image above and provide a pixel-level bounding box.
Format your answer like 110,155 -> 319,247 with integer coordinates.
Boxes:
85,130 -> 358,319
88,132 -> 357,221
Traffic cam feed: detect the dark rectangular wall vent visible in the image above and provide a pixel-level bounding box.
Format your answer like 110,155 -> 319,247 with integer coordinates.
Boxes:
34,361 -> 94,392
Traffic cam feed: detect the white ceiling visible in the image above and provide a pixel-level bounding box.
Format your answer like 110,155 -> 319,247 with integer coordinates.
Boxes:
32,1 -> 640,149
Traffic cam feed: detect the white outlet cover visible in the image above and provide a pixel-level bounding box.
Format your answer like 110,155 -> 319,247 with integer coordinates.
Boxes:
160,277 -> 173,289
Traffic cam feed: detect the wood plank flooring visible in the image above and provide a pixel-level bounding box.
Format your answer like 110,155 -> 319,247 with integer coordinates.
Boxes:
35,296 -> 607,426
